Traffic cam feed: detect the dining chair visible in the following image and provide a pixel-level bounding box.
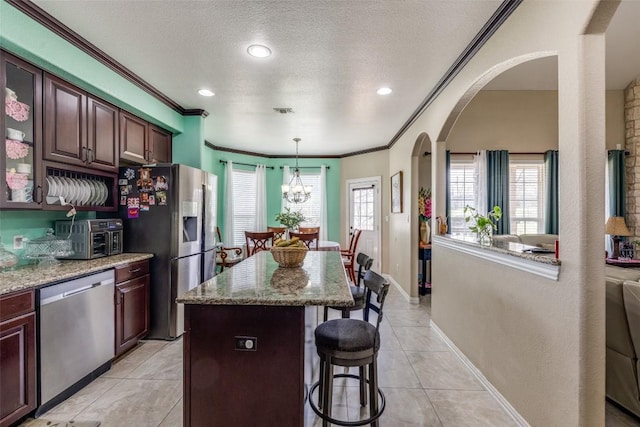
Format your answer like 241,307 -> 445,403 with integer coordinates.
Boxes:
245,231 -> 274,256
341,229 -> 363,283
289,231 -> 319,250
267,226 -> 287,240
214,226 -> 243,272
299,226 -> 320,234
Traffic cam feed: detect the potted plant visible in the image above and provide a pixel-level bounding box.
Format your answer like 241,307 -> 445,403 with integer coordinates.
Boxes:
275,208 -> 306,232
463,205 -> 502,245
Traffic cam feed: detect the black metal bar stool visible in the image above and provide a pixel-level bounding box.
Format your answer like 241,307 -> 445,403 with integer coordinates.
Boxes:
324,253 -> 373,321
309,269 -> 390,426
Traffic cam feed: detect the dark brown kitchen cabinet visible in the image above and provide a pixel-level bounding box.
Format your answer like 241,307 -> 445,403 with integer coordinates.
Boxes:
0,291 -> 36,427
114,260 -> 150,357
119,111 -> 149,164
44,74 -> 119,173
44,73 -> 87,167
149,125 -> 172,163
1,51 -> 44,209
86,97 -> 119,171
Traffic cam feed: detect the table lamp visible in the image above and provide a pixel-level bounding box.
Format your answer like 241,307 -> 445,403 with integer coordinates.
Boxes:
605,216 -> 632,259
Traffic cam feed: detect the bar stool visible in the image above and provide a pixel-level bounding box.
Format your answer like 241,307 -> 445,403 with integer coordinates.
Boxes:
323,252 -> 373,321
309,269 -> 390,427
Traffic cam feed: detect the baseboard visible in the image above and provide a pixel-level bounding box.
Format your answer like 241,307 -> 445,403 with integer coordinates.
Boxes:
431,322 -> 530,427
383,274 -> 420,304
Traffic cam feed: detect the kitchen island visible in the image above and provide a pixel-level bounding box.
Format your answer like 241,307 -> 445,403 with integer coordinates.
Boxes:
177,250 -> 353,427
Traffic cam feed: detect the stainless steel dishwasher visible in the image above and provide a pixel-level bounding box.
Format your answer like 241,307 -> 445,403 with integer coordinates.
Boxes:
37,270 -> 115,415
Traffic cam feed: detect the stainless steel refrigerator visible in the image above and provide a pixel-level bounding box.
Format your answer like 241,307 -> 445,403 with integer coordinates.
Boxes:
117,163 -> 217,339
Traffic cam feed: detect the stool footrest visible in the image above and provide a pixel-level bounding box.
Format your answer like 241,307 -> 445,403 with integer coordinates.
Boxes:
308,373 -> 386,426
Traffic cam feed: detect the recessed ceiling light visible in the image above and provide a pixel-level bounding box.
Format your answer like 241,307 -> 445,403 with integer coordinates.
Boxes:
377,87 -> 393,95
198,89 -> 215,97
247,44 -> 272,58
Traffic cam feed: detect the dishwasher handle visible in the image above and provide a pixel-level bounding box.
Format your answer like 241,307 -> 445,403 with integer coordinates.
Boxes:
63,283 -> 98,298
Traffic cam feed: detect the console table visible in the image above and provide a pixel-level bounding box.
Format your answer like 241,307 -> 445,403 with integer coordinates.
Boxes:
419,243 -> 431,295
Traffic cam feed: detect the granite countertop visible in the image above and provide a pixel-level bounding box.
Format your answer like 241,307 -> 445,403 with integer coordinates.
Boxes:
441,235 -> 561,266
178,251 -> 354,307
0,253 -> 154,296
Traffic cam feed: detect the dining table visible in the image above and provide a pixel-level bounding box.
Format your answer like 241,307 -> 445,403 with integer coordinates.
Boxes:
311,240 -> 341,251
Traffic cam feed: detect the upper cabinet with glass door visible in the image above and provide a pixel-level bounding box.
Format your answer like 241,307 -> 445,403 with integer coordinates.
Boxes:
1,52 -> 43,209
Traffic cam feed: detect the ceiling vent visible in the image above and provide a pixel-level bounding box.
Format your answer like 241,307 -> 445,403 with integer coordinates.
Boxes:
273,107 -> 293,114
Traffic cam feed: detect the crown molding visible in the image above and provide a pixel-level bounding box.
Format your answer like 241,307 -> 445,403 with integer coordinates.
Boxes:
183,109 -> 210,118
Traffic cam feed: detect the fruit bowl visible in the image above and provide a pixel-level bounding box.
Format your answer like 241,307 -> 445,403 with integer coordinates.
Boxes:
270,246 -> 308,268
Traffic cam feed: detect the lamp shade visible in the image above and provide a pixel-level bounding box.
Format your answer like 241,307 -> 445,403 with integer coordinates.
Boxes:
605,216 -> 632,236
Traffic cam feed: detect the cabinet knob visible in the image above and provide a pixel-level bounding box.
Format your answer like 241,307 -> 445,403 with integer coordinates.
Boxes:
87,148 -> 93,164
82,146 -> 88,163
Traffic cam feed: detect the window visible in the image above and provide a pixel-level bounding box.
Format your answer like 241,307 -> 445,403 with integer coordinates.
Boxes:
509,159 -> 545,234
232,169 -> 256,245
449,159 -> 476,237
352,186 -> 375,231
294,173 -> 322,226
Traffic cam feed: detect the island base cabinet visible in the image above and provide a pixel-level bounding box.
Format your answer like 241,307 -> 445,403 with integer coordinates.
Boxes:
0,291 -> 36,427
184,305 -> 304,427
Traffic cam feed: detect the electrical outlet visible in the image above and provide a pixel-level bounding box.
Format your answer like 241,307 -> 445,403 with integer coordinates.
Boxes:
13,235 -> 24,250
235,336 -> 257,351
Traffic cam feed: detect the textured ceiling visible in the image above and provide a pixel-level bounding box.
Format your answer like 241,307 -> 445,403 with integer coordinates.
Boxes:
32,0 -> 503,156
29,1 -> 640,156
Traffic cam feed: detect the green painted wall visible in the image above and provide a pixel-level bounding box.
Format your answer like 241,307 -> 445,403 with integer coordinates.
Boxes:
0,210 -> 96,266
203,146 -> 341,242
173,116 -> 206,169
0,2 -> 183,133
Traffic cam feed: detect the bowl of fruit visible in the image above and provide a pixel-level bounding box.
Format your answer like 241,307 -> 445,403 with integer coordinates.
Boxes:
270,237 -> 308,268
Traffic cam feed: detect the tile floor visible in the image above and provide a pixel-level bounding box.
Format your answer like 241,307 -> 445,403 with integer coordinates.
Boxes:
23,286 -> 640,426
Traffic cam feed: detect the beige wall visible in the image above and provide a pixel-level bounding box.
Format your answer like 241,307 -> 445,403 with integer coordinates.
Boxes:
444,89 -> 624,152
382,0 -> 610,425
340,150 -> 389,272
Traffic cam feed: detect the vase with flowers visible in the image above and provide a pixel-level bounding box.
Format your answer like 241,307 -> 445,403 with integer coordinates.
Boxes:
418,187 -> 432,244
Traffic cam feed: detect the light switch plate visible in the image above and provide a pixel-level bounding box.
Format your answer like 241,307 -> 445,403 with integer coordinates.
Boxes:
13,235 -> 24,250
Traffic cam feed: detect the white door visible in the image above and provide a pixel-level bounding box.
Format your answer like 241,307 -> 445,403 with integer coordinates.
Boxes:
347,177 -> 382,272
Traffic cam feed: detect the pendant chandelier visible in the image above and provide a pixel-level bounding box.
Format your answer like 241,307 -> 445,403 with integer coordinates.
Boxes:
282,138 -> 312,204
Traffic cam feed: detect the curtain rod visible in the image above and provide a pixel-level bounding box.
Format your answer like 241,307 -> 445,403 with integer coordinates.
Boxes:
219,160 -> 274,169
449,151 -> 547,155
279,165 -> 330,170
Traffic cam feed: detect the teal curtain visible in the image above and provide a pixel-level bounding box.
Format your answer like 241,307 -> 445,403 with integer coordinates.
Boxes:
608,150 -> 626,217
544,150 -> 559,234
445,150 -> 451,231
486,150 -> 510,235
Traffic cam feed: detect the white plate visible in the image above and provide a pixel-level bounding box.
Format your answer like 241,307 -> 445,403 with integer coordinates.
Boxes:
88,180 -> 98,205
52,176 -> 64,200
72,178 -> 81,205
99,181 -> 108,205
46,176 -> 57,197
80,180 -> 90,205
67,178 -> 77,204
60,177 -> 71,203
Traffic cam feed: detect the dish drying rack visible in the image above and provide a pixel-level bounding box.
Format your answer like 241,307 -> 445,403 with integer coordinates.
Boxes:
24,228 -> 73,266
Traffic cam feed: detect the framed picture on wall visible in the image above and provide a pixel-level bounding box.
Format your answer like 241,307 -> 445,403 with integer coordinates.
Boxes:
391,171 -> 403,213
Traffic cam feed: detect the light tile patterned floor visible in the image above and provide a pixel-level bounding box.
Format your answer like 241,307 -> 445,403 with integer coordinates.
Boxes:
24,286 -> 640,426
